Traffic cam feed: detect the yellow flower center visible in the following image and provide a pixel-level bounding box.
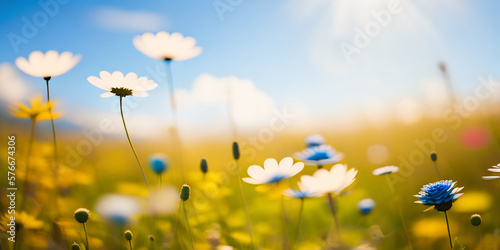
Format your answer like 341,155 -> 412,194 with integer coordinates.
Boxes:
111,87 -> 133,97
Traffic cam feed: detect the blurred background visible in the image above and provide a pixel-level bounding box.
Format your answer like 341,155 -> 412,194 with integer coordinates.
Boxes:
1,0 -> 500,249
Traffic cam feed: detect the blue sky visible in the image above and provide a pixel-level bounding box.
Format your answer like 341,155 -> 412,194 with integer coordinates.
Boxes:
1,0 -> 500,138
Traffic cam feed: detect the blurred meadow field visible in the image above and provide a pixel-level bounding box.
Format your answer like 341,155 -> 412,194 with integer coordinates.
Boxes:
1,1 -> 500,250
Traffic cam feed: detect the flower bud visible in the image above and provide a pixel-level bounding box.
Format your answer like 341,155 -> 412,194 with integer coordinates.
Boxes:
200,158 -> 208,174
74,208 -> 90,224
149,153 -> 169,174
149,235 -> 155,241
180,184 -> 191,201
124,230 -> 133,241
71,242 -> 81,250
232,142 -> 240,160
430,152 -> 437,162
470,214 -> 482,226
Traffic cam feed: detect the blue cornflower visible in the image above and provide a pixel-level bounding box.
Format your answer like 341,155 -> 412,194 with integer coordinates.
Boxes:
357,198 -> 376,215
283,189 -> 317,199
294,145 -> 344,166
283,182 -> 321,199
149,153 -> 169,174
305,134 -> 326,147
414,180 -> 463,211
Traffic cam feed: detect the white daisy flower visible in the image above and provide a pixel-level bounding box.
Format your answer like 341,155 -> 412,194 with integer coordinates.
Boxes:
95,194 -> 142,225
133,31 -> 202,61
283,182 -> 321,199
299,163 -> 357,195
242,157 -> 304,185
15,50 -> 81,78
372,165 -> 400,176
87,71 -> 158,98
305,134 -> 326,147
482,163 -> 500,180
294,145 -> 344,166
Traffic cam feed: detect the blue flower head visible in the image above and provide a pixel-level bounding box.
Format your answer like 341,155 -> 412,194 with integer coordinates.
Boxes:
294,145 -> 344,166
305,134 -> 326,147
149,153 -> 169,174
283,189 -> 317,199
414,180 -> 463,211
357,198 -> 376,215
109,214 -> 129,226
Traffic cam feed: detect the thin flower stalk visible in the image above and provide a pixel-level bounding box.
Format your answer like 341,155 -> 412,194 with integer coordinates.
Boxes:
235,159 -> 254,249
119,97 -> 150,192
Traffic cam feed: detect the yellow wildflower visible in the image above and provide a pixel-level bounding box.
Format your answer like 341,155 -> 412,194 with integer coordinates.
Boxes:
8,96 -> 61,121
0,211 -> 44,230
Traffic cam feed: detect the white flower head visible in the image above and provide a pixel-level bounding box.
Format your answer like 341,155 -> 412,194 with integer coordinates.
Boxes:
133,31 -> 202,61
87,71 -> 158,98
299,163 -> 357,195
15,50 -> 81,78
372,165 -> 399,176
482,163 -> 500,180
305,134 -> 326,147
294,145 -> 344,166
243,157 -> 304,185
283,181 -> 322,199
95,194 -> 142,225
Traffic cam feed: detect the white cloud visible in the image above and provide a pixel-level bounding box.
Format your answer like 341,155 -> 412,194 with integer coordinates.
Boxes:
175,74 -> 276,130
0,63 -> 33,104
90,7 -> 166,32
288,0 -> 445,75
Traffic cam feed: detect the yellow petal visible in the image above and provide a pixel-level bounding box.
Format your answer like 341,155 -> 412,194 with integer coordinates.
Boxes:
36,112 -> 62,121
29,96 -> 43,112
423,205 -> 435,212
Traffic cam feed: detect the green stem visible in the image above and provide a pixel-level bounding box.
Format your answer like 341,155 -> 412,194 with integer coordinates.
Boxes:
83,223 -> 90,250
433,161 -> 441,180
128,240 -> 133,250
171,204 -> 181,247
164,60 -> 186,183
396,203 -> 413,250
21,118 -> 36,209
45,77 -> 62,218
119,97 -> 150,192
45,78 -> 58,167
292,198 -> 305,248
444,211 -> 453,249
478,227 -> 482,250
281,194 -> 289,249
159,174 -> 163,191
182,201 -> 195,250
164,59 -> 177,122
235,160 -> 254,249
327,193 -> 341,240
